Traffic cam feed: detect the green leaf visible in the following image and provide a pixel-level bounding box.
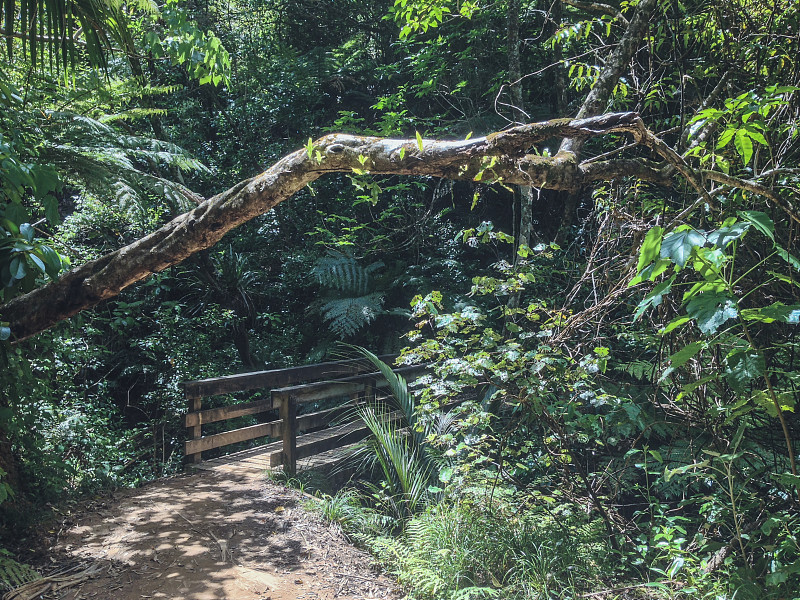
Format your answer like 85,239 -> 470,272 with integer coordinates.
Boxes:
43,195 -> 60,225
439,466 -> 453,483
18,223 -> 34,242
660,227 -> 705,268
725,350 -> 765,392
716,127 -> 735,149
685,292 -> 738,334
415,130 -> 424,152
32,165 -> 59,201
734,129 -> 753,164
4,203 -> 29,225
660,316 -> 690,335
659,341 -> 704,382
667,556 -> 685,578
753,390 -> 796,417
637,226 -> 663,272
739,211 -> 774,241
741,302 -> 800,323
37,246 -> 63,279
8,256 -> 26,280
744,128 -> 768,146
633,276 -> 675,320
775,247 -> 800,271
706,222 -> 749,248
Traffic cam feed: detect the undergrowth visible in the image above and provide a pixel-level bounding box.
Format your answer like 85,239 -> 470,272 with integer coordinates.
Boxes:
314,487 -> 610,600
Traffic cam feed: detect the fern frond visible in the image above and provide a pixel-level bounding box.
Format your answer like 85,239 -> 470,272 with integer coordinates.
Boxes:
320,292 -> 384,338
312,251 -> 384,295
99,108 -> 169,123
0,550 -> 40,592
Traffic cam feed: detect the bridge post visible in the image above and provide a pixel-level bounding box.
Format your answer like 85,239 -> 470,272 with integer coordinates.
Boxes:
279,393 -> 297,476
186,395 -> 203,464
364,378 -> 376,403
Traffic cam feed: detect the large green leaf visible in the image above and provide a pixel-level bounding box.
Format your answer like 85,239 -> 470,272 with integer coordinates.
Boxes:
633,276 -> 674,320
725,350 -> 765,393
659,341 -> 704,382
637,226 -> 663,272
685,292 -> 738,334
705,222 -> 749,248
660,227 -> 705,268
734,129 -> 754,164
741,302 -> 800,323
739,211 -> 774,241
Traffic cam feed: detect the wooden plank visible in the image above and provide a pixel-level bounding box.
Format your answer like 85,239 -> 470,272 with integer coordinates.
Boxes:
184,397 -> 274,428
296,404 -> 355,432
272,382 -> 366,406
271,364 -> 426,405
182,354 -> 397,398
267,421 -> 369,467
185,404 -> 350,459
184,421 -> 281,455
297,422 -> 369,460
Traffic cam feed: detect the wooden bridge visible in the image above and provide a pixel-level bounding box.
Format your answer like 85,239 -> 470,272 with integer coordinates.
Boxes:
182,354 -> 424,476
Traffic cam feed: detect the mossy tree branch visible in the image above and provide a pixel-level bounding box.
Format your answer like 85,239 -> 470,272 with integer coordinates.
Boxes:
2,111 -> 793,342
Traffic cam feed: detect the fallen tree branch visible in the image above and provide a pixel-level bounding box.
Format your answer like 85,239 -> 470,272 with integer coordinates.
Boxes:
2,112 -> 660,342
1,110 -> 792,342
3,562 -> 107,600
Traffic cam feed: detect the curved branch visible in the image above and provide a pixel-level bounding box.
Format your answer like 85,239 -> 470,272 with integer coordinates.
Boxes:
0,113 -> 722,342
701,170 -> 800,224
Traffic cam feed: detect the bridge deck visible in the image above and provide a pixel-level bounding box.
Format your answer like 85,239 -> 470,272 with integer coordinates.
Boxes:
191,438 -> 356,476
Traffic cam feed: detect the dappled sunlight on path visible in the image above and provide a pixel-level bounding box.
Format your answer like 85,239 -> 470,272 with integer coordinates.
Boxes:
50,470 -> 397,600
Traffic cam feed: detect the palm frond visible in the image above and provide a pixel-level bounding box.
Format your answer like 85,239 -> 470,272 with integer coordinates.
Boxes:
351,346 -> 417,429
2,0 -> 138,71
358,403 -> 433,518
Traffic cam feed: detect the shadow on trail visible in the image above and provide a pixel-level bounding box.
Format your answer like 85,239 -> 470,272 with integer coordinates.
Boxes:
51,470 -> 324,600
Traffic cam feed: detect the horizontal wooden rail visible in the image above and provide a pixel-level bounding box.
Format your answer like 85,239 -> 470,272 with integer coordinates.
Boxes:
185,421 -> 282,455
270,364 -> 426,406
185,397 -> 273,428
183,354 -> 396,398
185,403 -> 353,456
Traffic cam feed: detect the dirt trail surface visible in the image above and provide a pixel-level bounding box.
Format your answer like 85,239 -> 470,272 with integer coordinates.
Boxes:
36,470 -> 398,600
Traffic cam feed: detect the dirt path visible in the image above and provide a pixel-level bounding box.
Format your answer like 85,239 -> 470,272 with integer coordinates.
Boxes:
36,470 -> 398,600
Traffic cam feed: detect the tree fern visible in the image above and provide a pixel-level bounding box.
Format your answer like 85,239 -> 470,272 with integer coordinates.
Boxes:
320,292 -> 385,338
39,110 -> 209,213
312,251 -> 384,295
312,251 -> 386,337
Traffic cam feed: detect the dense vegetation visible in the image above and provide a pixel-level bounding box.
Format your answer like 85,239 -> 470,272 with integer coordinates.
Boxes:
1,0 -> 799,597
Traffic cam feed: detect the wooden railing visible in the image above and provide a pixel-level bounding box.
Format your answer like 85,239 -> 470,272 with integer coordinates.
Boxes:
183,355 -> 424,474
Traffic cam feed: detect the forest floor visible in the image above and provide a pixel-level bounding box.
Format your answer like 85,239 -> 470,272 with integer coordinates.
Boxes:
15,469 -> 399,600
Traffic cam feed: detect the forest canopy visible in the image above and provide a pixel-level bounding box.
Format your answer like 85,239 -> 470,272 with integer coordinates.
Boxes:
1,0 -> 800,597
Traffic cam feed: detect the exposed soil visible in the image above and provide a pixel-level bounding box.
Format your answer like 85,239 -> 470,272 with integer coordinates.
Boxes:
17,470 -> 399,600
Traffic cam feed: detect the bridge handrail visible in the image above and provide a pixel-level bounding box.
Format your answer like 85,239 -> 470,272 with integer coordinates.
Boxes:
182,354 -> 420,468
182,354 -> 397,398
